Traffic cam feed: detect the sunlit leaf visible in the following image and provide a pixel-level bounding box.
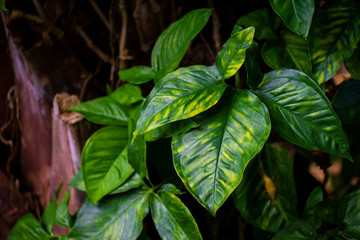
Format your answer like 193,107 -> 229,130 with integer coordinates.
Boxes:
118,66 -> 156,84
173,88 -> 270,215
110,84 -> 144,106
255,69 -> 352,160
8,215 -> 50,240
55,191 -> 73,227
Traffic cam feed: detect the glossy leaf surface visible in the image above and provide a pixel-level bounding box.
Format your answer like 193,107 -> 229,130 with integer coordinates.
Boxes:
8,214 -> 50,240
82,126 -> 134,204
69,190 -> 150,240
270,0 -> 314,38
151,9 -> 211,78
135,66 -> 226,135
110,84 -> 144,106
245,42 -> 263,89
55,191 -> 73,227
118,66 -> 155,84
70,96 -> 129,126
215,26 -> 254,78
310,0 -> 360,84
150,191 -> 202,240
255,69 -> 352,160
159,183 -> 184,195
42,200 -> 57,233
233,143 -> 297,233
236,8 -> 280,40
173,89 -> 271,215
69,169 -> 86,191
110,173 -> 144,194
344,47 -> 360,80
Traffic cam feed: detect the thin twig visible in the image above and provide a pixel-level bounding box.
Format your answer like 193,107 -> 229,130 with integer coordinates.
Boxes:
199,33 -> 215,60
88,0 -> 111,30
79,60 -> 102,101
133,0 -> 150,52
116,0 -> 128,87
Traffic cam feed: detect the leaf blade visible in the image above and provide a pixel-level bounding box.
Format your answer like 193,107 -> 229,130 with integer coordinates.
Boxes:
118,66 -> 156,84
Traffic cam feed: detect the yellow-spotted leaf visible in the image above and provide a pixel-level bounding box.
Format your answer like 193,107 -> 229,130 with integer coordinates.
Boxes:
255,69 -> 352,160
134,65 -> 226,136
172,88 -> 271,215
215,26 -> 255,79
69,189 -> 150,240
311,0 -> 360,84
82,126 -> 134,204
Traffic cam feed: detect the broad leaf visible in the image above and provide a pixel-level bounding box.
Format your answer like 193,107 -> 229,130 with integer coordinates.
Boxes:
172,88 -> 271,215
110,84 -> 144,106
245,42 -> 263,89
0,0 -> 5,10
118,66 -> 155,84
110,173 -> 144,194
151,9 -> 211,79
270,0 -> 314,38
215,26 -> 254,79
69,169 -> 86,191
344,47 -> 360,80
70,96 -> 129,126
42,200 -> 57,233
55,191 -> 72,227
233,143 -> 297,233
8,214 -> 50,240
135,65 -> 226,136
150,191 -> 202,240
255,69 -> 352,160
310,0 -> 360,84
159,183 -> 184,195
82,126 -> 134,204
69,190 -> 150,240
236,8 -> 280,40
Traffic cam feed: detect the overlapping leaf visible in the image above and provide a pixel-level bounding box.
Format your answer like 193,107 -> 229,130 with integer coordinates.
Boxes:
110,84 -> 144,106
82,126 -> 134,204
69,190 -> 150,240
255,69 -> 352,160
56,191 -> 73,227
135,65 -> 226,136
344,47 -> 360,80
42,200 -> 57,233
118,66 -> 156,84
150,191 -> 202,240
215,26 -> 254,79
310,0 -> 360,84
8,215 -> 51,240
172,88 -> 271,215
110,173 -> 144,194
233,143 -> 297,233
270,0 -> 314,38
245,42 -> 263,89
151,9 -> 211,79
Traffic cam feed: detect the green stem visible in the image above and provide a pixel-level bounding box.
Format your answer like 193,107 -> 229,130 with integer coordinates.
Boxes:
235,71 -> 240,88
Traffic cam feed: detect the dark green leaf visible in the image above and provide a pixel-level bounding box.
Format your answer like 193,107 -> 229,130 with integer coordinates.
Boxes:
110,84 -> 144,105
135,65 -> 226,136
118,66 -> 156,84
55,183 -> 63,200
255,69 -> 352,160
234,143 -> 297,233
215,26 -> 254,79
310,0 -> 360,84
173,88 -> 271,215
344,47 -> 360,80
150,191 -> 202,240
8,214 -> 51,240
151,9 -> 211,79
42,200 -> 57,233
159,183 -> 184,195
110,173 -> 144,194
270,0 -> 314,38
70,96 -> 129,126
245,42 -> 263,89
55,191 -> 73,227
0,0 -> 6,11
236,8 -> 280,40
69,169 -> 85,191
69,190 -> 150,240
314,199 -> 341,225
82,126 -> 134,204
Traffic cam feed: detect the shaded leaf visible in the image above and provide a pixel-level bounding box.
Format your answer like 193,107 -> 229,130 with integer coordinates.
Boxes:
215,26 -> 254,79
42,200 -> 58,233
8,214 -> 51,240
151,9 -> 211,79
69,169 -> 85,191
255,69 -> 352,160
245,42 -> 263,89
118,66 -> 155,84
150,191 -> 202,240
82,126 -> 134,204
344,47 -> 360,80
0,0 -> 5,10
110,84 -> 144,106
270,0 -> 314,38
159,183 -> 184,195
110,173 -> 144,194
135,65 -> 226,136
233,143 -> 297,233
55,191 -> 72,228
173,88 -> 271,215
69,190 -> 150,240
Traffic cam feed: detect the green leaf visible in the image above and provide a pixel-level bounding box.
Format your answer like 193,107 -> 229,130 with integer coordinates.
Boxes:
233,143 -> 297,233
344,47 -> 360,80
110,173 -> 144,194
159,183 -> 184,195
215,26 -> 255,79
69,169 -> 85,191
70,96 -> 129,126
42,200 -> 58,233
172,88 -> 271,215
245,42 -> 263,89
135,65 -> 227,136
0,0 -> 6,11
69,190 -> 150,240
270,0 -> 314,38
236,8 -> 280,40
82,126 -> 134,204
150,191 -> 202,240
332,80 -> 360,124
8,214 -> 51,240
310,0 -> 360,84
255,69 -> 352,160
55,191 -> 73,228
314,199 -> 341,225
110,84 -> 144,105
151,9 -> 211,79
118,66 -> 156,84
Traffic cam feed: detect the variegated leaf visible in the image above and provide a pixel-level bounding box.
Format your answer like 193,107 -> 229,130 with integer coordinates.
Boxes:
344,46 -> 360,80
135,65 -> 226,136
255,69 -> 352,160
215,26 -> 254,79
172,88 -> 271,215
